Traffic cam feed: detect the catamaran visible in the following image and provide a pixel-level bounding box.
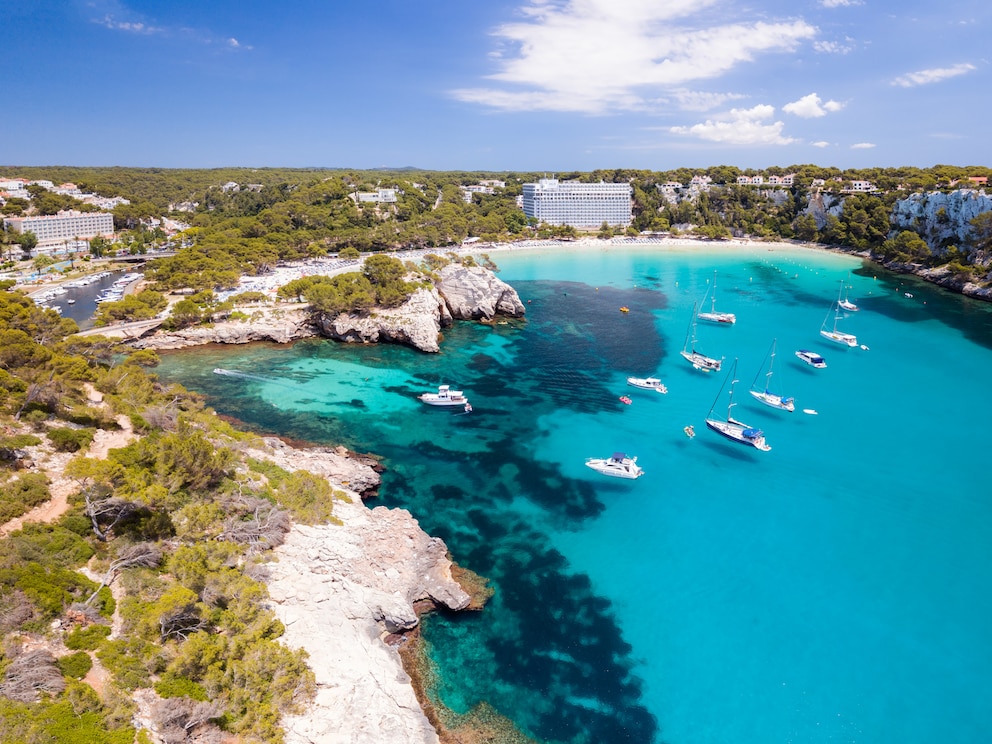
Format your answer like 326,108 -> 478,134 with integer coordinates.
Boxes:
749,340 -> 795,412
680,302 -> 722,372
705,359 -> 771,451
698,270 -> 737,325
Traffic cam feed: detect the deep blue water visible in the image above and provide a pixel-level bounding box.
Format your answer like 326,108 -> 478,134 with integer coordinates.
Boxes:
156,243 -> 992,744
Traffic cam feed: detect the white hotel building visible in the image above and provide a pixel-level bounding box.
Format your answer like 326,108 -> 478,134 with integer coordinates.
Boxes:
522,179 -> 632,228
4,210 -> 115,246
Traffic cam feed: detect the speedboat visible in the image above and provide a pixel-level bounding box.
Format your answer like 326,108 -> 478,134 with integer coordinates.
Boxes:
419,384 -> 469,407
627,376 -> 668,394
795,350 -> 827,368
584,453 -> 644,479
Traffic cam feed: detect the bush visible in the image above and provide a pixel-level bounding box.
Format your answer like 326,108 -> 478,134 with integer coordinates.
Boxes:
0,472 -> 51,523
65,624 -> 112,650
57,651 -> 93,679
48,427 -> 96,453
154,675 -> 209,701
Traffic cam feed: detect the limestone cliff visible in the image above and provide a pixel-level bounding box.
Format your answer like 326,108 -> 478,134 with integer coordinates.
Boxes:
318,286 -> 450,354
251,439 -> 471,744
889,189 -> 992,254
132,306 -> 318,350
435,263 -> 527,319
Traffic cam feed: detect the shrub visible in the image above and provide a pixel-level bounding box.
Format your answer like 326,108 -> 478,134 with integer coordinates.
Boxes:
58,651 -> 94,679
65,624 -> 112,650
154,675 -> 209,701
48,427 -> 96,453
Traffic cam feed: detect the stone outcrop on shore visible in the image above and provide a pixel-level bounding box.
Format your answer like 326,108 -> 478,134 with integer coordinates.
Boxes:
435,263 -> 527,319
131,264 -> 525,354
318,286 -> 451,354
133,306 -> 319,350
252,438 -> 471,744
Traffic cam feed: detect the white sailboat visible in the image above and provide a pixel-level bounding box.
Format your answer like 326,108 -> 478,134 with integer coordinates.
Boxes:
698,271 -> 737,325
705,359 -> 771,451
749,340 -> 795,412
820,282 -> 858,347
838,274 -> 859,312
680,302 -> 722,372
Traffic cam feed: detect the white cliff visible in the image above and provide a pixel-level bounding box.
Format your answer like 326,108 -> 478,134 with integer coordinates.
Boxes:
889,189 -> 992,254
319,286 -> 449,354
253,440 -> 471,744
435,263 -> 526,320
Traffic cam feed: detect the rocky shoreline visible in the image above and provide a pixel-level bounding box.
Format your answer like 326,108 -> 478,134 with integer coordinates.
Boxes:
249,437 -> 476,744
132,263 -> 525,354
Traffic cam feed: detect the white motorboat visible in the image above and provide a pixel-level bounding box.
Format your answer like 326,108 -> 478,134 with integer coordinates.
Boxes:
680,302 -> 722,372
705,359 -> 771,451
419,384 -> 469,407
795,350 -> 827,368
749,340 -> 795,412
627,376 -> 668,394
698,270 -> 737,325
584,453 -> 644,479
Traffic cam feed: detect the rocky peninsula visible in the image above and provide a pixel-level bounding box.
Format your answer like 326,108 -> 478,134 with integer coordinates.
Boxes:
133,263 -> 525,354
250,438 -> 470,744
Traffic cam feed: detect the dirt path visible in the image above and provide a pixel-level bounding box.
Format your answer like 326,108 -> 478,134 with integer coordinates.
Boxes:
0,386 -> 135,536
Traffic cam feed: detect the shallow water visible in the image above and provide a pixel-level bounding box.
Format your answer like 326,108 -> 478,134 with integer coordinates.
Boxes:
157,244 -> 992,744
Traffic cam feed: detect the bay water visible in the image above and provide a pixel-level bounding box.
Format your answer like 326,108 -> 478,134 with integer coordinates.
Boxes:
155,243 -> 992,744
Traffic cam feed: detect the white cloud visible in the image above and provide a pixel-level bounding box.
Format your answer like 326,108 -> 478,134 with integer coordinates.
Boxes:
812,141 -> 831,148
783,93 -> 844,118
671,89 -> 746,112
813,37 -> 855,54
97,15 -> 163,35
453,0 -> 817,113
670,104 -> 797,145
851,142 -> 876,149
892,63 -> 975,87
820,0 -> 860,7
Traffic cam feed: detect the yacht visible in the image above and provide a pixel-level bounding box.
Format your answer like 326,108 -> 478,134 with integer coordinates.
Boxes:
680,303 -> 722,372
626,376 -> 668,394
584,453 -> 644,479
795,350 -> 827,368
705,359 -> 771,451
697,270 -> 737,325
419,385 -> 469,407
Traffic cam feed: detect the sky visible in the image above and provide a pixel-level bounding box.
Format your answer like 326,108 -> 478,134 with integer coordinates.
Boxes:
2,0 -> 990,171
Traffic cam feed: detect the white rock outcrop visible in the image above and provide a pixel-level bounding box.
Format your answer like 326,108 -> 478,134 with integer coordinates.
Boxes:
435,263 -> 526,320
889,189 -> 992,252
132,307 -> 317,350
265,502 -> 470,744
249,439 -> 470,743
319,286 -> 449,353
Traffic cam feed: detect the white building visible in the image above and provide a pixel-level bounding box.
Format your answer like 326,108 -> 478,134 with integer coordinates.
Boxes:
522,179 -> 632,228
355,188 -> 398,203
3,210 -> 114,246
848,180 -> 875,192
737,175 -> 764,185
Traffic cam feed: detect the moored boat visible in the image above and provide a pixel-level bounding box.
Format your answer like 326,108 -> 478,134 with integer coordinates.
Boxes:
795,350 -> 827,368
626,376 -> 668,394
419,384 -> 469,407
680,302 -> 722,372
705,359 -> 771,451
749,340 -> 795,412
698,270 -> 737,325
584,452 -> 644,479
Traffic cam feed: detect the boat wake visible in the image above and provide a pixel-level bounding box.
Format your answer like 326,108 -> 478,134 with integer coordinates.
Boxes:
213,368 -> 281,384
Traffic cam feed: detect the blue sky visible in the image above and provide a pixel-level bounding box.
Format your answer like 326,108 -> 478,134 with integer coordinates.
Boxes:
3,0 -> 989,170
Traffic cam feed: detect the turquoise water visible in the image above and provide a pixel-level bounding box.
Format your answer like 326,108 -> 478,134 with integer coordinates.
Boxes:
156,244 -> 992,744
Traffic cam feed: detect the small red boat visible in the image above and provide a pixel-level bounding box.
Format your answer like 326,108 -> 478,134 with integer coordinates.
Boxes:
619,396 -> 632,405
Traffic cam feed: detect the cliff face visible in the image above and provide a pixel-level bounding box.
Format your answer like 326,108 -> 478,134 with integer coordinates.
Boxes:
803,191 -> 845,229
252,439 -> 471,744
132,307 -> 318,350
889,189 -> 992,254
133,264 -> 526,354
318,286 -> 449,354
435,263 -> 527,319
